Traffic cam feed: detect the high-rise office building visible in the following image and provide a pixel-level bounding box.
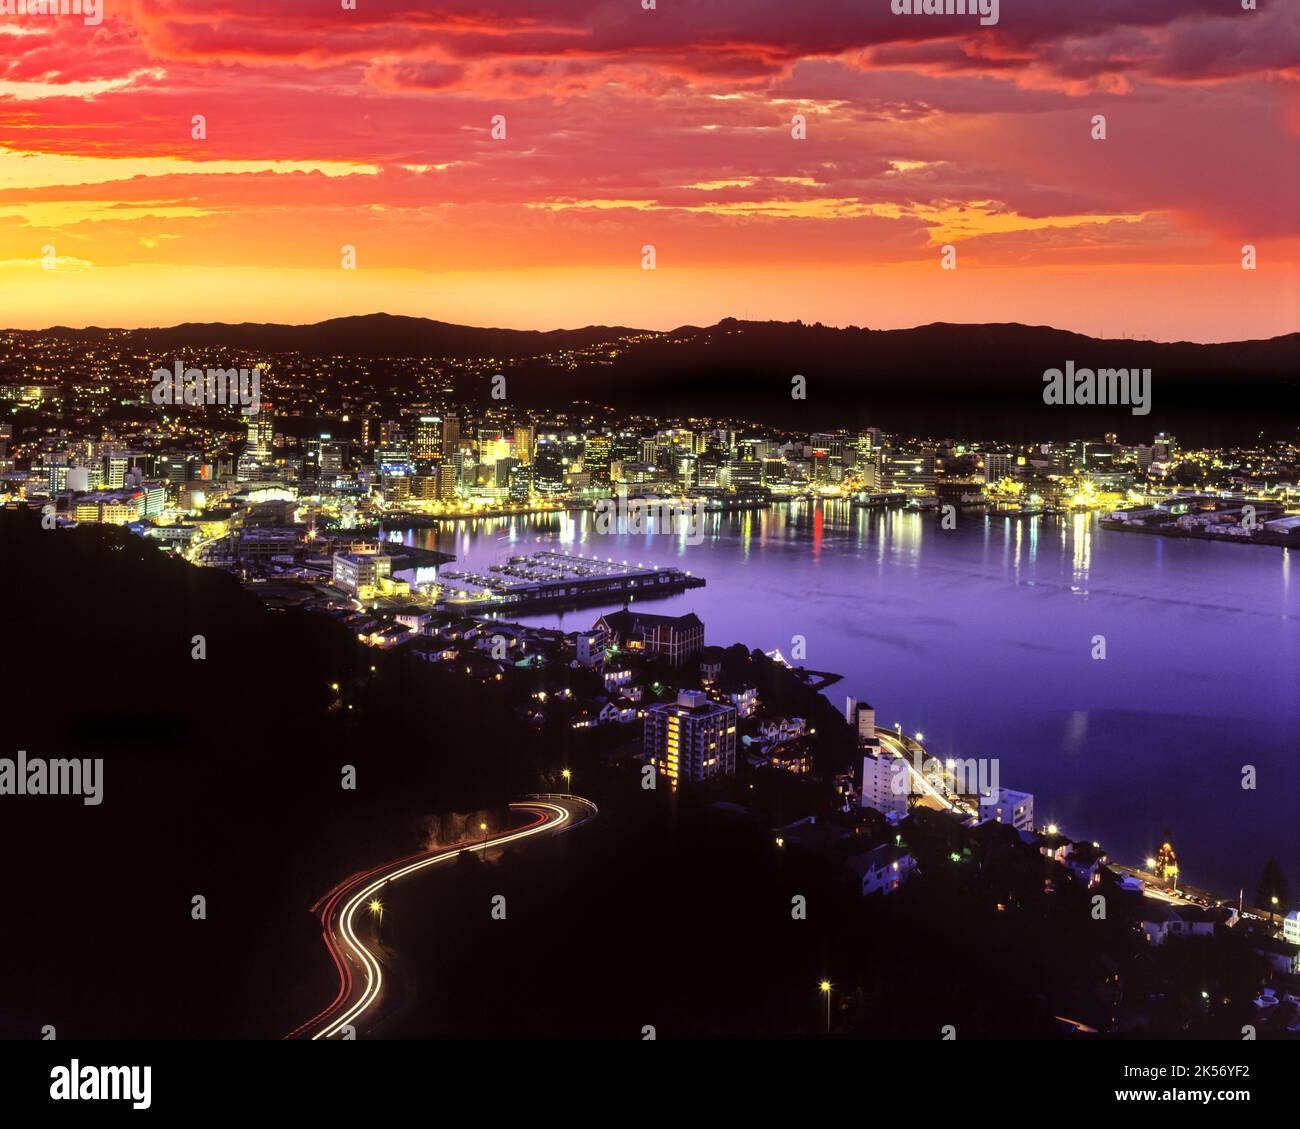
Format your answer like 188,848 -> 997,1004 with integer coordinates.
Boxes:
442,413 -> 460,459
237,404 -> 275,481
719,459 -> 763,489
513,425 -> 534,465
248,406 -> 273,459
437,462 -> 459,500
584,434 -> 612,484
810,432 -> 844,462
411,473 -> 438,501
508,463 -> 531,502
494,457 -> 518,489
983,452 -> 1013,483
103,452 -> 129,489
320,440 -> 349,474
532,436 -> 566,495
415,416 -> 443,462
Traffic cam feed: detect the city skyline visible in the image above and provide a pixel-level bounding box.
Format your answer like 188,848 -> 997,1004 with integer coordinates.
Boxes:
2,316 -> 1297,1057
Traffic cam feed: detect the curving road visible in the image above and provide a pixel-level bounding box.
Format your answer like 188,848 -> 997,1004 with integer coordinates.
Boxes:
287,795 -> 597,1040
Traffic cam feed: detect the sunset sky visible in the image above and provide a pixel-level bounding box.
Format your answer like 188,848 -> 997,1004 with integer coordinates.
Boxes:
1,0 -> 1296,340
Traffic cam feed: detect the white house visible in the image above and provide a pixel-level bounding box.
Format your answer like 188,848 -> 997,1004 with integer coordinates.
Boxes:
598,698 -> 638,724
1141,903 -> 1218,946
726,686 -> 759,718
846,844 -> 916,897
979,788 -> 1034,832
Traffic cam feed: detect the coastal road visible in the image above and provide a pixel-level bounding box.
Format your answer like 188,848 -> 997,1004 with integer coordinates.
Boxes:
876,729 -> 977,817
875,733 -> 1266,925
286,795 -> 597,1040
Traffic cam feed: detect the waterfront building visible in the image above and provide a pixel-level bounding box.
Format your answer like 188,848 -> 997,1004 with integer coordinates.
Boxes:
845,698 -> 879,748
594,609 -> 704,665
983,452 -> 1013,482
507,463 -> 531,502
332,548 -> 392,595
860,752 -> 908,818
719,458 -> 763,489
979,788 -> 1035,832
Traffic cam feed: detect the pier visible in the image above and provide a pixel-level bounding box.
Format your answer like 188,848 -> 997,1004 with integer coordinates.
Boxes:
851,491 -> 908,509
434,549 -> 705,615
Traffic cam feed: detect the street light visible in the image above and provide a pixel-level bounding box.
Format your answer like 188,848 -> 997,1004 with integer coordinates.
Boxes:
480,820 -> 488,854
561,768 -> 572,796
819,981 -> 832,1034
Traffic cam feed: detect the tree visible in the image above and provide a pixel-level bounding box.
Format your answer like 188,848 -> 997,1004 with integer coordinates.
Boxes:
1255,858 -> 1290,919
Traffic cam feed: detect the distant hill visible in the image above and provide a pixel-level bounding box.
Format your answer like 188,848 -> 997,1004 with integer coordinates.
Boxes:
29,312 -> 643,359
516,318 -> 1297,443
14,314 -> 1297,442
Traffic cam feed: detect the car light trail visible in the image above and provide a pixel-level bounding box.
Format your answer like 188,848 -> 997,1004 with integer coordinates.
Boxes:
292,798 -> 590,1040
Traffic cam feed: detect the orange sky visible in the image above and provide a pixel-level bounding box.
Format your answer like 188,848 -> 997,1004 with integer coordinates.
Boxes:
1,1 -> 1297,340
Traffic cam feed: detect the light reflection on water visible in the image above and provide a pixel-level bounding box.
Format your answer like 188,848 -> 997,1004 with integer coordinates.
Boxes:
405,505 -> 1297,892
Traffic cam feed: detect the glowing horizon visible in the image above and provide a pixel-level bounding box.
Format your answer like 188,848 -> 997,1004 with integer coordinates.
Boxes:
1,0 -> 1296,342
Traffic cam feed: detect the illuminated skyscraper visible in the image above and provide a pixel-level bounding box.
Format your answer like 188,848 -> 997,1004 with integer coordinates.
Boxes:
442,413 -> 460,458
415,415 -> 443,461
532,436 -> 566,495
237,404 -> 275,481
513,425 -> 534,464
247,405 -> 273,459
583,434 -> 612,483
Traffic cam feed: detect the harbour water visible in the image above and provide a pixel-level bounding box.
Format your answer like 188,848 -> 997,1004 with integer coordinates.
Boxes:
392,502 -> 1298,895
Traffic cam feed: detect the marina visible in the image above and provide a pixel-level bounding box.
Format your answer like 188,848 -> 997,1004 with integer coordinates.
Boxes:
433,549 -> 705,614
